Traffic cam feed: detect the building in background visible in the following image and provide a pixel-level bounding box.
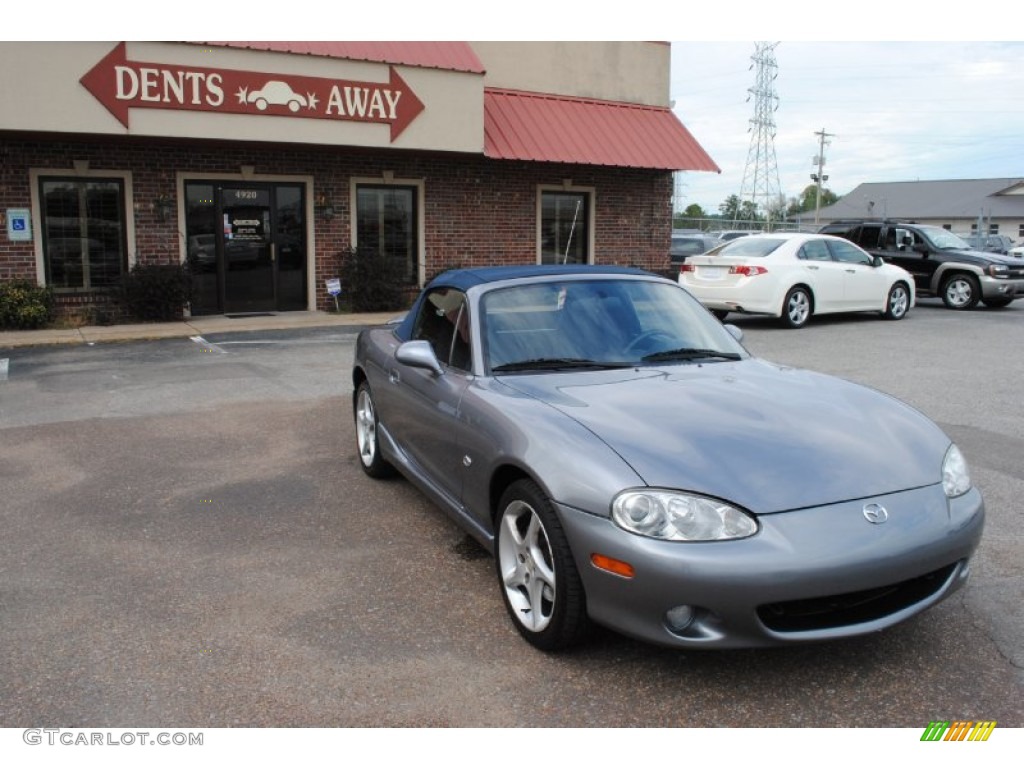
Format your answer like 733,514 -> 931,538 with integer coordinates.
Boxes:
815,178 -> 1024,241
0,41 -> 718,317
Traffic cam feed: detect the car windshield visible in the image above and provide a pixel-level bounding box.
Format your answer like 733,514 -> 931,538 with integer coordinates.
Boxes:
920,226 -> 970,250
707,237 -> 786,258
481,278 -> 745,373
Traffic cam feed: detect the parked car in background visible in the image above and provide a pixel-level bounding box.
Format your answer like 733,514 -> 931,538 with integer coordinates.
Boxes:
351,265 -> 983,650
956,233 -> 1015,255
670,233 -> 719,265
709,230 -> 758,243
1009,243 -> 1024,258
679,232 -> 914,327
819,219 -> 1024,309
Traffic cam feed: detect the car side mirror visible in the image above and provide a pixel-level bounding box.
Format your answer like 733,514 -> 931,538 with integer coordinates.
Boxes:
913,243 -> 930,255
724,324 -> 743,343
872,255 -> 884,267
396,340 -> 443,375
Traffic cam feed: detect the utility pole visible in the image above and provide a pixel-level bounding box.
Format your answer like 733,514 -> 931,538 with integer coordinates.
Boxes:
811,128 -> 835,225
738,42 -> 782,231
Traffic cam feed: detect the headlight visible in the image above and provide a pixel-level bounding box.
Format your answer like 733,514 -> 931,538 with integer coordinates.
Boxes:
986,264 -> 1008,277
612,490 -> 757,541
942,444 -> 971,498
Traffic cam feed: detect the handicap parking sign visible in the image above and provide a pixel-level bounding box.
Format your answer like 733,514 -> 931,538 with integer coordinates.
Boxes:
7,208 -> 32,242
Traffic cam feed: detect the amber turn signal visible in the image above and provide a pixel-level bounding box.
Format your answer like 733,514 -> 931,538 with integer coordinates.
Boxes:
591,553 -> 635,578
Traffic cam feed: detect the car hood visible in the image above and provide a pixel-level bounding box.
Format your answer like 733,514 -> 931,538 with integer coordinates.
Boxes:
947,248 -> 1022,267
498,359 -> 949,514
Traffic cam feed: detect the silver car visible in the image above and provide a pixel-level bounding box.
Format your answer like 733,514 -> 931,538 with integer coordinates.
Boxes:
351,265 -> 984,650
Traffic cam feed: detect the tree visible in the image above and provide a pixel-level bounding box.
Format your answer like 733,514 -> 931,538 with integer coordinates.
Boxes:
674,203 -> 706,230
787,184 -> 839,216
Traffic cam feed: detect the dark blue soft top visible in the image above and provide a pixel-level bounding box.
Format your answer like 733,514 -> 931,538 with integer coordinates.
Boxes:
395,264 -> 655,340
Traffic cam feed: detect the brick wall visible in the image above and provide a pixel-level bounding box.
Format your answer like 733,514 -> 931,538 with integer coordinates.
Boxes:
0,136 -> 674,314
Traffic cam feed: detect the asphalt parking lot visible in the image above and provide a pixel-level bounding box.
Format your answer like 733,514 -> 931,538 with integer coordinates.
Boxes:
1,298 -> 1021,728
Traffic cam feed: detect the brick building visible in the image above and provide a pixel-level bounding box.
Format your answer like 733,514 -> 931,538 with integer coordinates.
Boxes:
0,41 -> 718,317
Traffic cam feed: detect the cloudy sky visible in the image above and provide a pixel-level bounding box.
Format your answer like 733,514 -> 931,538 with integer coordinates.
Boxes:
668,41 -> 1024,214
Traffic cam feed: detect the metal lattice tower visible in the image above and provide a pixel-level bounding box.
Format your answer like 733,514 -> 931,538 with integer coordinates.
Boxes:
737,42 -> 782,227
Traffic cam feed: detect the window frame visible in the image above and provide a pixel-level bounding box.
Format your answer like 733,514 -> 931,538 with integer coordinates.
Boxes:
30,168 -> 136,291
350,176 -> 426,287
536,185 -> 595,266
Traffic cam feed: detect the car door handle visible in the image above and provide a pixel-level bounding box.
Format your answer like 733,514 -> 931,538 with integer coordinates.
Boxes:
807,265 -> 819,270
389,369 -> 401,384
845,269 -> 856,273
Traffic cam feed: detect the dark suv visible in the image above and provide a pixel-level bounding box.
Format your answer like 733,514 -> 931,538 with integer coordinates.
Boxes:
819,219 -> 1024,309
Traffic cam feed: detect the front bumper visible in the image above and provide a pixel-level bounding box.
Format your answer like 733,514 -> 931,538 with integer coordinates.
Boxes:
979,275 -> 1022,301
556,483 -> 984,649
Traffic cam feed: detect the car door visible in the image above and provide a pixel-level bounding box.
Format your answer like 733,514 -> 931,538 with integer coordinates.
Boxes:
880,227 -> 932,292
386,288 -> 473,502
796,238 -> 845,312
828,239 -> 888,309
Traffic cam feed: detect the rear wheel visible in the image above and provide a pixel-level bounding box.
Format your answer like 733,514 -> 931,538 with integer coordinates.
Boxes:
781,287 -> 812,328
496,479 -> 590,650
941,274 -> 980,310
883,282 -> 910,320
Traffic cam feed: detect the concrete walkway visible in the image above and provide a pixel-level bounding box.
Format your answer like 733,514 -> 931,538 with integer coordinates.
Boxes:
0,310 -> 400,349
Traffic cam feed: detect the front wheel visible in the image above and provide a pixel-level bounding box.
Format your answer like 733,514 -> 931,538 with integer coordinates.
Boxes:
941,274 -> 980,310
781,286 -> 812,328
883,282 -> 911,320
354,381 -> 395,478
496,480 -> 590,650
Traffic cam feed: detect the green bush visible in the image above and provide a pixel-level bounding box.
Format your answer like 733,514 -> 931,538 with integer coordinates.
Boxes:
0,280 -> 54,330
339,246 -> 409,312
120,262 -> 192,322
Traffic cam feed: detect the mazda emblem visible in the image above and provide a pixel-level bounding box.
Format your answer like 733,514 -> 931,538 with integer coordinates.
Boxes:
863,503 -> 888,524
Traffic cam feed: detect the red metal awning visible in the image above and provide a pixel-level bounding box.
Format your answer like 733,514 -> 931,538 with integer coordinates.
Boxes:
484,89 -> 720,172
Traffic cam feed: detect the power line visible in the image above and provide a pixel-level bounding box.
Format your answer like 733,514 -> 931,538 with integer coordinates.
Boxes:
738,42 -> 782,227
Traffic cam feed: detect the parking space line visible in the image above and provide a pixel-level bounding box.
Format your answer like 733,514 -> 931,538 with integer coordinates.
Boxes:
189,336 -> 228,354
0,358 -> 8,382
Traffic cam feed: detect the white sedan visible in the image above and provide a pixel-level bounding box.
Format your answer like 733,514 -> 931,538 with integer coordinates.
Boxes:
678,232 -> 915,328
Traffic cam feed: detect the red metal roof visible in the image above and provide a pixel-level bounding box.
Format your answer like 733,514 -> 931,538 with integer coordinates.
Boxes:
198,42 -> 485,74
484,89 -> 720,172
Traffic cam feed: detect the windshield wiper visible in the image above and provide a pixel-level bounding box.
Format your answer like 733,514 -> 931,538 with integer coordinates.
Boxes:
641,348 -> 742,363
492,357 -> 632,372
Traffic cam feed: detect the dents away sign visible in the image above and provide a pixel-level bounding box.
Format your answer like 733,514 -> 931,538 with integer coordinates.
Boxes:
80,43 -> 426,141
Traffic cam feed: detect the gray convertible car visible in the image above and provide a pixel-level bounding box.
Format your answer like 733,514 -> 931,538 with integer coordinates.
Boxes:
351,265 -> 984,650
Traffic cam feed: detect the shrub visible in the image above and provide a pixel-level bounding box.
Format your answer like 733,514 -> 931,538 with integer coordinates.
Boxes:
120,262 -> 192,322
338,246 -> 409,312
0,280 -> 55,330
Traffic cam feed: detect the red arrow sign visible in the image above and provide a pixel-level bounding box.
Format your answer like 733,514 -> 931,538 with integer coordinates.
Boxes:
80,43 -> 425,141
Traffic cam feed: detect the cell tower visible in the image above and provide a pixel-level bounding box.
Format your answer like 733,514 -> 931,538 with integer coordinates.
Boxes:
737,42 -> 782,228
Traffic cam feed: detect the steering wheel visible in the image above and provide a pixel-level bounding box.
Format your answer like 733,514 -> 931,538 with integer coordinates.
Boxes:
624,330 -> 676,357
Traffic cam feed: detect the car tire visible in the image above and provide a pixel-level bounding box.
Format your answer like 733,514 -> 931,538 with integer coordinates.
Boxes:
354,380 -> 395,478
255,98 -> 268,111
982,296 -> 1013,309
496,479 -> 590,651
883,282 -> 911,320
941,274 -> 980,310
781,286 -> 812,328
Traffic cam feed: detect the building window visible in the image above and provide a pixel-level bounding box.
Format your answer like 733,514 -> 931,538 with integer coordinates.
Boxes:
1019,224 -> 1024,238
355,185 -> 418,283
540,191 -> 590,264
38,177 -> 128,291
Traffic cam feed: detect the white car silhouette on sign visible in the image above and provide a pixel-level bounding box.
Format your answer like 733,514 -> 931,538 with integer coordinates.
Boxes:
248,81 -> 307,112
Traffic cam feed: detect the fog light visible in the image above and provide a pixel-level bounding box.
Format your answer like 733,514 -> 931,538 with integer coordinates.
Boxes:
665,605 -> 695,632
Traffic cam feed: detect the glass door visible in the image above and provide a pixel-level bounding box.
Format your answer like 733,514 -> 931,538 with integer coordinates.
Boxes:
221,186 -> 275,314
